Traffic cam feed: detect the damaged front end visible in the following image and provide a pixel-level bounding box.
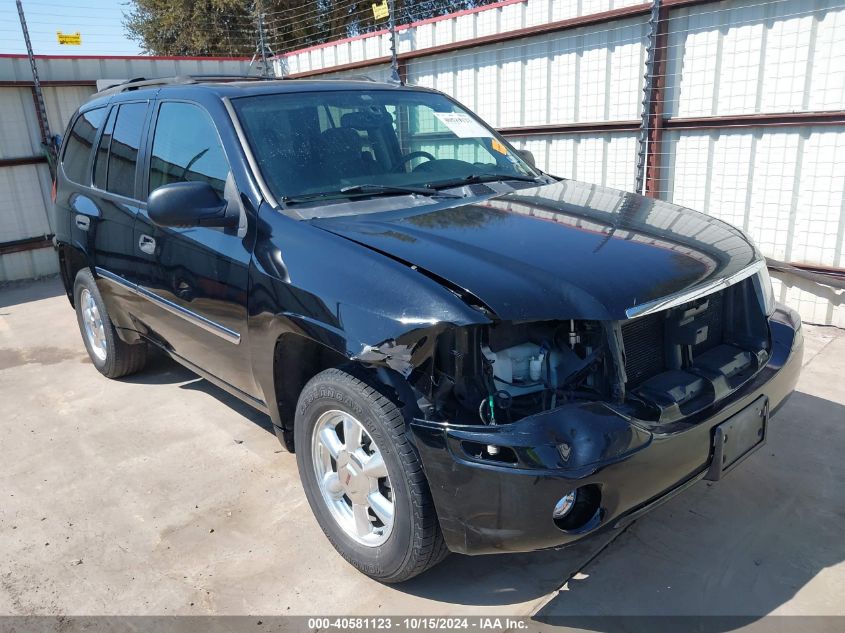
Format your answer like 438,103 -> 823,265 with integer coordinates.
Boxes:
353,263 -> 801,555
375,263 -> 773,438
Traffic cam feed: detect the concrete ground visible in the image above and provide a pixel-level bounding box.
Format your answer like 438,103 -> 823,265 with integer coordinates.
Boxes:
1,277 -> 843,626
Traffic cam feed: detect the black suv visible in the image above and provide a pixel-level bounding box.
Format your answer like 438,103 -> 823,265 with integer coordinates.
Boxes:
53,76 -> 803,582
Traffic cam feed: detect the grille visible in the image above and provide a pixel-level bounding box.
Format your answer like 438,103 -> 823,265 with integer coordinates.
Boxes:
621,290 -> 726,388
621,311 -> 666,387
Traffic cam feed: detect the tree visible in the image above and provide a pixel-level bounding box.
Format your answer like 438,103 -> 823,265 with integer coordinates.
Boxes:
124,1 -> 500,57
124,0 -> 254,56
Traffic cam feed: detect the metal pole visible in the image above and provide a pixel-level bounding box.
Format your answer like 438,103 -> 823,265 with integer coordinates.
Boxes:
257,9 -> 270,78
16,0 -> 56,168
635,0 -> 661,195
388,0 -> 400,83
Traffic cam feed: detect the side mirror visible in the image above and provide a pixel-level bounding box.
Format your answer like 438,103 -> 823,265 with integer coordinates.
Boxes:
515,149 -> 536,168
147,181 -> 237,229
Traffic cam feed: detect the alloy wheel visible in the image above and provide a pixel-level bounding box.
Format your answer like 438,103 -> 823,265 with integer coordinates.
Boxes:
311,410 -> 394,546
80,288 -> 107,362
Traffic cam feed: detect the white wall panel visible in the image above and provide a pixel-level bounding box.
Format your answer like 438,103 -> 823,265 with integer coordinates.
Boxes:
0,164 -> 54,242
499,55 -> 523,127
579,33 -> 611,122
524,42 -> 549,126
809,4 -> 845,111
279,0 -> 651,76
548,33 -> 580,125
405,16 -> 649,127
0,56 -> 248,83
454,13 -> 475,41
0,88 -> 43,158
476,5 -> 499,37
0,247 -> 59,282
507,132 -> 638,190
665,127 -> 845,269
320,64 -> 394,82
42,86 -> 96,137
666,0 -> 844,118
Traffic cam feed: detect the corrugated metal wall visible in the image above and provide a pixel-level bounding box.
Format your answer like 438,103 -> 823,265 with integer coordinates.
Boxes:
281,0 -> 646,75
2,3 -> 843,325
0,55 -> 248,282
300,0 -> 845,326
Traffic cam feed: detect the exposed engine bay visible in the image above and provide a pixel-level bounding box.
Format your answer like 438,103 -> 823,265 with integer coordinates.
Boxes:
415,273 -> 772,429
426,319 -> 607,426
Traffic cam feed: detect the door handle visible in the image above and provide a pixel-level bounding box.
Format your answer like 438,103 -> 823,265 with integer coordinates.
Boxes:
75,214 -> 90,231
138,234 -> 156,254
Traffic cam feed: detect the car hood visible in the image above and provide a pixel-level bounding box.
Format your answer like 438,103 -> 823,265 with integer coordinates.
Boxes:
310,179 -> 761,321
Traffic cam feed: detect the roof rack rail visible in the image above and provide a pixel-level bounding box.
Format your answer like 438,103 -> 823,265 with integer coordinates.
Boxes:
94,74 -> 276,97
317,74 -> 380,82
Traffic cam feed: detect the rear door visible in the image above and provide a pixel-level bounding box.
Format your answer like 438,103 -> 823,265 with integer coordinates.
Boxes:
66,100 -> 151,301
59,105 -> 107,250
132,99 -> 256,397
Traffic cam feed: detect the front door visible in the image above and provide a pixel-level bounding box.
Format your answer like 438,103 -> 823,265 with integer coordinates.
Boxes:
132,100 -> 257,398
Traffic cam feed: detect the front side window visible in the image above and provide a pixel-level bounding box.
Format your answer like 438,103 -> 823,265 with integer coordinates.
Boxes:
232,89 -> 537,213
149,102 -> 230,197
62,107 -> 107,184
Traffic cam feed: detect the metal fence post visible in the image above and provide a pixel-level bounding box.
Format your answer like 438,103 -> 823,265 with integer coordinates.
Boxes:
388,0 -> 401,84
635,0 -> 667,198
251,2 -> 275,78
15,0 -> 56,173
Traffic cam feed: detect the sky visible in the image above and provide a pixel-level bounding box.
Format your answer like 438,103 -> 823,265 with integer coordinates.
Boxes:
1,0 -> 142,56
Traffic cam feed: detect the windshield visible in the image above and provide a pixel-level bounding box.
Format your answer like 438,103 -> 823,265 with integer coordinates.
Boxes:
231,89 -> 539,208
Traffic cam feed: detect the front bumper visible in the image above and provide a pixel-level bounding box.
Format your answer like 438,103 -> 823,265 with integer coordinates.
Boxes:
410,305 -> 803,555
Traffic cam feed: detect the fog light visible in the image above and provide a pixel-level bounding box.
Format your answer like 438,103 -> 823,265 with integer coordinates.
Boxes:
553,491 -> 577,519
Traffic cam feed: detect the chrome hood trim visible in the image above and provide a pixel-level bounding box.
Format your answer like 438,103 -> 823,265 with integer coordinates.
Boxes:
625,259 -> 766,319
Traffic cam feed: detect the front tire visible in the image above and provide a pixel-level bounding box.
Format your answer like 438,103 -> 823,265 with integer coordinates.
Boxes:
295,368 -> 448,582
74,269 -> 147,378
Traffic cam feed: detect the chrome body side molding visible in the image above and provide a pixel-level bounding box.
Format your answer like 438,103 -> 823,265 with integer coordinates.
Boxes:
95,267 -> 241,344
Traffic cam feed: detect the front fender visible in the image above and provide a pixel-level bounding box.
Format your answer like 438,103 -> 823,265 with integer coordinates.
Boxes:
247,204 -> 491,442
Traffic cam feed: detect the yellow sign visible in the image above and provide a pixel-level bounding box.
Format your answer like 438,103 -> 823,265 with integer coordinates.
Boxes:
372,0 -> 389,21
491,138 -> 508,155
56,31 -> 82,45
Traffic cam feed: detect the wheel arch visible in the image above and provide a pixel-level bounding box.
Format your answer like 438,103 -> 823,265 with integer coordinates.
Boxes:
270,332 -> 423,453
56,242 -> 89,307
271,332 -> 348,451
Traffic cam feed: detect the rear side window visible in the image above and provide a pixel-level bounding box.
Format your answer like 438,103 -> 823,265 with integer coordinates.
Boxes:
91,103 -> 147,198
107,103 -> 147,198
149,102 -> 229,197
62,107 -> 107,184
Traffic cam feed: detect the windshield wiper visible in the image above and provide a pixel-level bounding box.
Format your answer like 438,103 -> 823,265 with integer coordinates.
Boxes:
342,184 -> 461,198
428,173 -> 543,190
283,183 -> 460,205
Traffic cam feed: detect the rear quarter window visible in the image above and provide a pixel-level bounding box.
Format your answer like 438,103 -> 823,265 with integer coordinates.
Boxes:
62,107 -> 107,184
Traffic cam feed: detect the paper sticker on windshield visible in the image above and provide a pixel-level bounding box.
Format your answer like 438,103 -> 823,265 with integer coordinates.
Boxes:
491,138 -> 507,155
434,112 -> 493,138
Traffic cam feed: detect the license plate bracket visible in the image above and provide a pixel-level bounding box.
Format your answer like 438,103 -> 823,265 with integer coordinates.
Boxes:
705,395 -> 768,481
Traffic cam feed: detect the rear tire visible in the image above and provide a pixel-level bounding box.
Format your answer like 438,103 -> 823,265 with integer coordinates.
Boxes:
74,269 -> 147,378
295,368 -> 449,582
